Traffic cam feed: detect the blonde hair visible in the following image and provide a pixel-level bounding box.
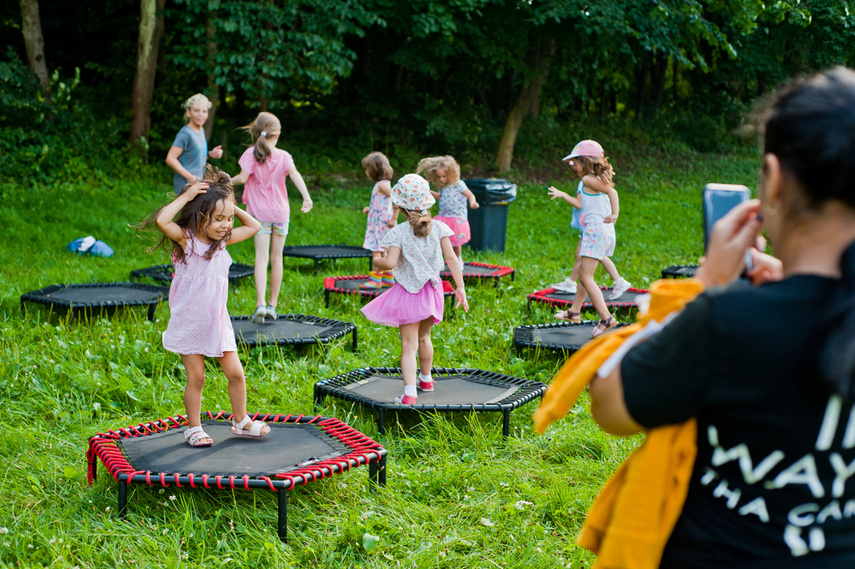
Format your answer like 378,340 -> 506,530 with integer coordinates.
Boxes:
361,151 -> 393,181
416,155 -> 460,187
241,112 -> 281,164
402,207 -> 432,238
574,155 -> 615,187
182,93 -> 212,123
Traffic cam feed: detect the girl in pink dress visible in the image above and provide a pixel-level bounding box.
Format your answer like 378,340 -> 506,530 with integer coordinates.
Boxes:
231,112 -> 313,324
139,166 -> 269,447
361,174 -> 469,405
360,151 -> 396,290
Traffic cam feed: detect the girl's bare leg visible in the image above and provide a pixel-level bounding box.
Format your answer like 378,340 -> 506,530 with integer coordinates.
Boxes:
181,354 -> 206,428
267,232 -> 287,309
579,256 -> 612,320
399,322 -> 420,388
253,232 -> 272,308
417,317 -> 435,375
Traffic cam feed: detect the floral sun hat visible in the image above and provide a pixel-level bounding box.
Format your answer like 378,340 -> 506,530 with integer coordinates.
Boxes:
391,173 -> 435,211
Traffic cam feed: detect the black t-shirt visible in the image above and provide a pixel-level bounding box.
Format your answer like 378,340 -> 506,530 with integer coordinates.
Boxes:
621,275 -> 855,568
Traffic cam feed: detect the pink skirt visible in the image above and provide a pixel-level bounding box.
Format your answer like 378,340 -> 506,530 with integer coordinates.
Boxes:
361,281 -> 444,327
434,216 -> 471,247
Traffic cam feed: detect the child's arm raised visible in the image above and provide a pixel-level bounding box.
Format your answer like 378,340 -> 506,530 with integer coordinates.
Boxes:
156,182 -> 209,247
229,204 -> 262,245
441,237 -> 469,312
548,186 -> 581,208
289,167 -> 314,213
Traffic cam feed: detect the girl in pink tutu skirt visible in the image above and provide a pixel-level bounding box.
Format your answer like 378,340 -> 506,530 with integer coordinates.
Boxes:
361,174 -> 469,405
139,166 -> 270,447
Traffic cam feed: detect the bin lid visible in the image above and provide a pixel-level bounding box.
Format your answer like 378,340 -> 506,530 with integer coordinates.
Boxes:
463,178 -> 517,204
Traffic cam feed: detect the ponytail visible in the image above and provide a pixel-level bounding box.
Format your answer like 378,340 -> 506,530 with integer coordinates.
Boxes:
240,112 -> 281,164
405,208 -> 432,238
818,240 -> 855,400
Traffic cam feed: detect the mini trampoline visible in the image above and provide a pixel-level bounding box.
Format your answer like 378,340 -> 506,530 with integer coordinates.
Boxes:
20,282 -> 169,321
130,263 -> 255,285
661,264 -> 699,279
323,275 -> 456,308
440,261 -> 515,285
232,314 -> 358,351
314,367 -> 547,436
282,245 -> 373,274
514,321 -> 627,354
527,285 -> 647,311
87,412 -> 387,542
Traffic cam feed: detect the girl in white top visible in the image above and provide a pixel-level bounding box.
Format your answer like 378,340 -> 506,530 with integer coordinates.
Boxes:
361,174 -> 469,405
548,140 -> 620,337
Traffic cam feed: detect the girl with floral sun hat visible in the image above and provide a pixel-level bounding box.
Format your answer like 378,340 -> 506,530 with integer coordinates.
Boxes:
361,174 -> 469,405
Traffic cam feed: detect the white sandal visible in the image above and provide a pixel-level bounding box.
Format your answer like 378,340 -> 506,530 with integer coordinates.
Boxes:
231,415 -> 270,438
185,425 -> 213,447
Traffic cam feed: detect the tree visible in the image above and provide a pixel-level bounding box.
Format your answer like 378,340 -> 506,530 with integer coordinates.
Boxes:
18,0 -> 49,96
129,0 -> 166,143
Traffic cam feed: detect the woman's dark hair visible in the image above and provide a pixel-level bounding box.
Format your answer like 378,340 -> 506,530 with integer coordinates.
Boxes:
764,67 -> 855,399
137,165 -> 235,263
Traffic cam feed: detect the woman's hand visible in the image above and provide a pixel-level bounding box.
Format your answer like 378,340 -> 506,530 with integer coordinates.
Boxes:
746,250 -> 784,285
547,186 -> 568,200
696,200 -> 764,287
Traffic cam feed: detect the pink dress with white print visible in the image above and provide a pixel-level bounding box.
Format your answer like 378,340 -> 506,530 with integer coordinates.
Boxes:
362,181 -> 394,252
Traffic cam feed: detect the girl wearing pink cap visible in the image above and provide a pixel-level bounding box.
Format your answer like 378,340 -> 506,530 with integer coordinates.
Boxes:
548,140 -> 620,337
362,174 -> 469,405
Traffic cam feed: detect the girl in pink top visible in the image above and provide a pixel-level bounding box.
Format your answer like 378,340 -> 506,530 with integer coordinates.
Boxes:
138,166 -> 268,447
231,112 -> 313,324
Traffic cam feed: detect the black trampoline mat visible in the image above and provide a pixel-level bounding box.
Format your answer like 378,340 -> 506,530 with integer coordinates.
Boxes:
532,323 -> 598,345
442,263 -> 501,277
662,265 -> 698,278
232,318 -> 332,342
133,264 -> 253,282
333,277 -> 372,291
342,374 -> 517,406
539,287 -> 644,304
284,245 -> 371,258
48,286 -> 161,302
118,421 -> 347,478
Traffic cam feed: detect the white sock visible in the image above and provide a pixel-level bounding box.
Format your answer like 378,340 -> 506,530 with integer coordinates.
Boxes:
404,385 -> 418,397
458,256 -> 463,266
418,372 -> 432,383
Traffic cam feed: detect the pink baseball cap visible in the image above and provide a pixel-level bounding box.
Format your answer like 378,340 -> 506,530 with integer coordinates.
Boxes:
562,140 -> 604,161
391,173 -> 435,211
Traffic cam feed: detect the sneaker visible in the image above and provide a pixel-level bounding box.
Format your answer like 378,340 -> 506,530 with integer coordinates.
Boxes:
608,278 -> 632,300
551,278 -> 577,294
251,305 -> 266,324
394,394 -> 417,405
265,305 -> 278,321
417,379 -> 434,392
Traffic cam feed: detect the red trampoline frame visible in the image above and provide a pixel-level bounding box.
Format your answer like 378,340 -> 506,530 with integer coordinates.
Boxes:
527,285 -> 647,310
323,274 -> 455,307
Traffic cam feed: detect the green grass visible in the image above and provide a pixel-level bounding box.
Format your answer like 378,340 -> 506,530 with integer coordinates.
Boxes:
0,146 -> 759,568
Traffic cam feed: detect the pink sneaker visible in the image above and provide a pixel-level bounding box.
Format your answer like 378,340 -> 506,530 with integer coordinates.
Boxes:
418,379 -> 434,392
394,394 -> 417,405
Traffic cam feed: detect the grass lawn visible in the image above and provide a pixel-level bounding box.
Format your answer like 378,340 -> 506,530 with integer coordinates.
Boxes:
0,145 -> 759,568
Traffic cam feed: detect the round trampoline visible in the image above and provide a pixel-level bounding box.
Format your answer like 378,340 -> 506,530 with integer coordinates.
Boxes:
282,245 -> 373,274
527,285 -> 647,311
87,412 -> 387,542
661,264 -> 699,279
130,263 -> 254,285
232,314 -> 358,351
314,367 -> 547,436
514,321 -> 627,354
440,261 -> 515,286
323,275 -> 456,308
20,282 -> 169,321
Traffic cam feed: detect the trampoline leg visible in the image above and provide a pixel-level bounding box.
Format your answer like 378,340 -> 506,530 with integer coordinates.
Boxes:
147,304 -> 156,322
352,328 -> 358,352
118,479 -> 128,518
377,410 -> 386,436
277,490 -> 288,543
325,290 -> 330,308
313,392 -> 325,412
369,455 -> 387,490
502,411 -> 510,438
314,259 -> 319,275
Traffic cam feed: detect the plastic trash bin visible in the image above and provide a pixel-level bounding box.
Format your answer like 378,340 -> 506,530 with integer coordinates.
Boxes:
463,178 -> 517,253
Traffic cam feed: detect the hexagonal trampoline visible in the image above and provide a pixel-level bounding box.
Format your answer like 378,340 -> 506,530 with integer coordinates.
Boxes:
231,313 -> 358,351
20,282 -> 169,321
130,263 -> 255,285
661,264 -> 699,279
527,285 -> 647,311
282,244 -> 373,274
314,367 -> 547,437
439,261 -> 515,285
87,412 -> 387,542
323,275 -> 456,308
514,320 -> 628,355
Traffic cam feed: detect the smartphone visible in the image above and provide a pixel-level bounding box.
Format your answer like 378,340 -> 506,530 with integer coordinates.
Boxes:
702,183 -> 754,271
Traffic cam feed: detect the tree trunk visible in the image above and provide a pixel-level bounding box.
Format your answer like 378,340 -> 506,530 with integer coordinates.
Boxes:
129,0 -> 165,143
495,40 -> 554,173
651,55 -> 668,110
19,0 -> 49,96
204,12 -> 219,141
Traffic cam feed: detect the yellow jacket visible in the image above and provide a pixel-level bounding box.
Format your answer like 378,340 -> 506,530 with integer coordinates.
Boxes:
533,279 -> 705,569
